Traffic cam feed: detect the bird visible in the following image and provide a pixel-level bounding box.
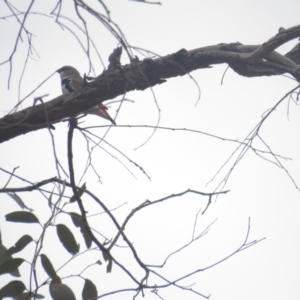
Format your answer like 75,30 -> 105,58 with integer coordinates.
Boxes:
56,66 -> 116,125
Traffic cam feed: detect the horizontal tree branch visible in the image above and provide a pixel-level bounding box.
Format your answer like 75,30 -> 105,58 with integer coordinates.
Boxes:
1,24 -> 300,143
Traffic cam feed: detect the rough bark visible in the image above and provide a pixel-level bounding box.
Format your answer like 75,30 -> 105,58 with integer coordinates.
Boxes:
0,25 -> 300,143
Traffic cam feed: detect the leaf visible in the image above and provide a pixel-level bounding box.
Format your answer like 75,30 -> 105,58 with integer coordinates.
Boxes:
50,281 -> 76,300
96,260 -> 102,265
106,258 -> 113,273
40,254 -> 57,279
6,235 -> 33,256
0,280 -> 26,298
70,183 -> 86,203
7,193 -> 33,211
70,213 -> 92,248
102,250 -> 110,262
82,279 -> 97,300
5,211 -> 39,224
102,251 -> 113,273
12,292 -> 45,300
0,258 -> 24,275
0,243 -> 20,277
56,224 -> 79,255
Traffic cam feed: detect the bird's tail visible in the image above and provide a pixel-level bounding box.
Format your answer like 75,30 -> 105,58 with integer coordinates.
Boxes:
86,103 -> 116,125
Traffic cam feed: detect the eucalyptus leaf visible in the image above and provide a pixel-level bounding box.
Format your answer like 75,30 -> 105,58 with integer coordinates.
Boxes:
5,211 -> 39,224
70,212 -> 92,248
40,254 -> 57,279
82,279 -> 97,300
0,280 -> 26,298
0,258 -> 24,275
50,281 -> 75,300
70,183 -> 86,203
7,193 -> 33,211
0,237 -> 20,277
6,235 -> 33,256
56,224 -> 79,255
12,292 -> 44,300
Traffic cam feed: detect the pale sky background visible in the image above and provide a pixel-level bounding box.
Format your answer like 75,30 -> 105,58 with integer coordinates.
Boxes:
0,1 -> 300,300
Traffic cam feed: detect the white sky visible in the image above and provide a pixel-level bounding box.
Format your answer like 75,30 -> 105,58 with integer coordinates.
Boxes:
0,0 -> 300,300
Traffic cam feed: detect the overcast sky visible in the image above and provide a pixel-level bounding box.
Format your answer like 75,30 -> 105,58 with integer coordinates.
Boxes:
0,1 -> 300,300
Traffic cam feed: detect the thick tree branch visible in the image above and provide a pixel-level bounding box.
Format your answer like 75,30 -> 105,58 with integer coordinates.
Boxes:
1,25 -> 300,143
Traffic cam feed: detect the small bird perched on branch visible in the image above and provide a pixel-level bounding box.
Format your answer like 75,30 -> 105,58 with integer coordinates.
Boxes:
56,66 -> 116,125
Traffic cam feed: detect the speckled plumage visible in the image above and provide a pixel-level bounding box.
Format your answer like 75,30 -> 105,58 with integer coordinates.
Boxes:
57,66 -> 116,125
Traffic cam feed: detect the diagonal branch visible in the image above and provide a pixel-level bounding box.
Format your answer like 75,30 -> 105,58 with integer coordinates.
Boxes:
1,24 -> 300,143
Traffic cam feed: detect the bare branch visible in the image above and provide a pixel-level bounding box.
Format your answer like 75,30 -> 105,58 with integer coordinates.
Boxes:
1,0 -> 35,88
209,85 -> 300,193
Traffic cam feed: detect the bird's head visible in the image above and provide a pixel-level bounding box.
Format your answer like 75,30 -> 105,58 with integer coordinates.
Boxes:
56,66 -> 81,79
